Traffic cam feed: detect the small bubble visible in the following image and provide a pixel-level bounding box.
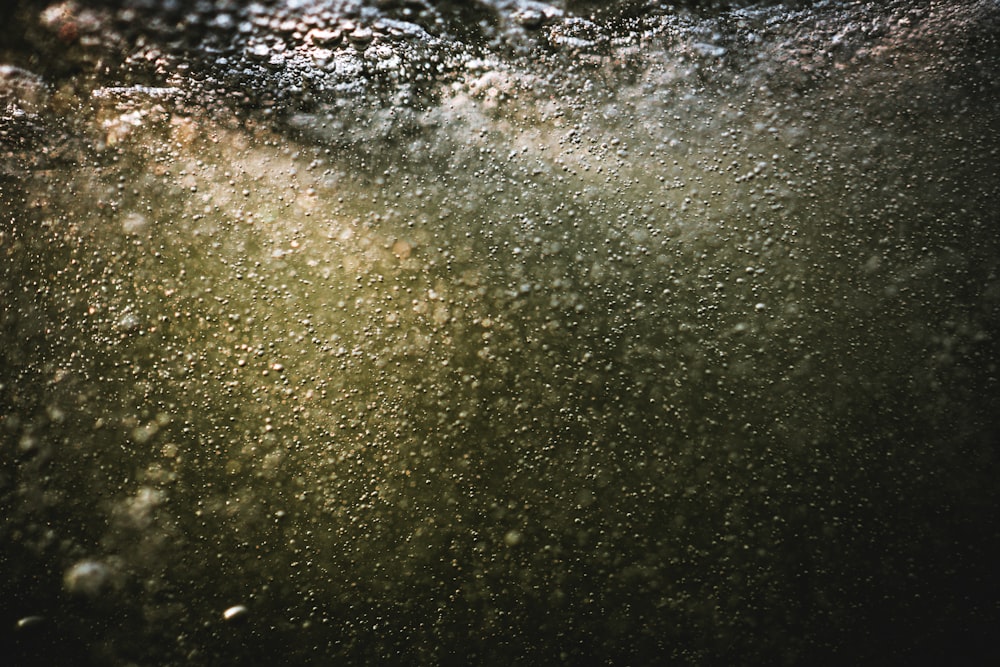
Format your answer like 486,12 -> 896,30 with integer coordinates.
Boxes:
64,560 -> 115,598
504,530 -> 523,547
16,615 -> 45,631
223,605 -> 249,622
117,311 -> 141,333
122,212 -> 149,235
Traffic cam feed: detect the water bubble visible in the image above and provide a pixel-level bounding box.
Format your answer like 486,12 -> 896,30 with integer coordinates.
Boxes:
348,26 -> 373,50
63,560 -> 116,598
16,615 -> 45,631
122,212 -> 149,235
223,604 -> 249,622
504,529 -> 524,547
116,311 -> 141,333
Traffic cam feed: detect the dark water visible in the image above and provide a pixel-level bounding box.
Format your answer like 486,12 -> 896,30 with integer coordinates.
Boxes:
3,1 -> 1000,665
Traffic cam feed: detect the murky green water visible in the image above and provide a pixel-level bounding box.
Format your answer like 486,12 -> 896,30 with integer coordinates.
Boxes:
3,1 -> 1000,665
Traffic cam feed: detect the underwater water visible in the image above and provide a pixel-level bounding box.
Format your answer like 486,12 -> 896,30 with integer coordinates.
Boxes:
2,1 -> 1000,665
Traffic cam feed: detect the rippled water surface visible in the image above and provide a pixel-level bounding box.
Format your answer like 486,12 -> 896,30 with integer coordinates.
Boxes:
3,1 -> 1000,665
